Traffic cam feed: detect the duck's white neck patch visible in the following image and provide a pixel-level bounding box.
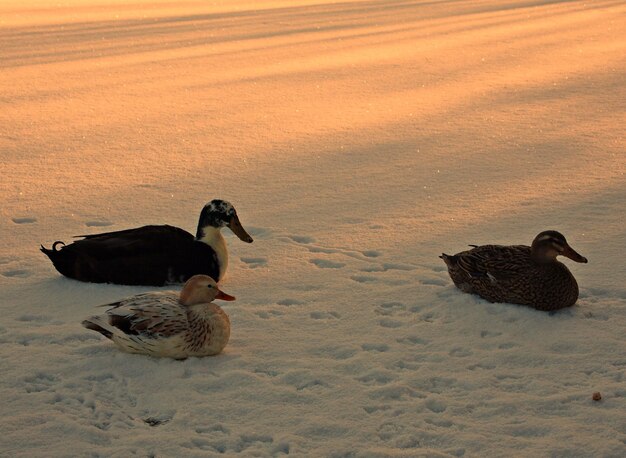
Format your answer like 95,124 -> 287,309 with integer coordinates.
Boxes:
199,226 -> 228,280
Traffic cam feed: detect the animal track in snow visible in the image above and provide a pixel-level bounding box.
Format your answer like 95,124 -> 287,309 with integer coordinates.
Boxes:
357,371 -> 395,386
369,385 -> 423,401
240,257 -> 268,268
277,298 -> 305,306
2,269 -> 31,278
196,424 -> 230,435
85,220 -> 113,227
425,417 -> 454,428
310,311 -> 341,320
468,362 -> 496,370
375,302 -> 407,316
363,250 -> 381,258
282,370 -> 329,391
378,318 -> 403,328
351,275 -> 378,283
23,372 -> 58,393
12,217 -> 37,224
288,235 -> 315,244
449,347 -> 472,357
286,234 -> 383,263
310,259 -> 345,269
419,277 -> 448,287
480,330 -> 502,338
143,414 -> 173,427
254,368 -> 280,378
311,345 -> 357,360
424,398 -> 447,413
255,309 -> 284,319
362,343 -> 390,352
396,335 -> 429,346
16,314 -> 51,323
247,226 -> 272,239
360,263 -> 414,273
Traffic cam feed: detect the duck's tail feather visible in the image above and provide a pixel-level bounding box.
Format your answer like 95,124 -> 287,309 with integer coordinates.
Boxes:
41,240 -> 82,279
40,241 -> 66,255
439,253 -> 456,268
82,317 -> 114,340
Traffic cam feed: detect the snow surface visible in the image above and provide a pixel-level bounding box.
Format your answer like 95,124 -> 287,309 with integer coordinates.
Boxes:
1,0 -> 625,456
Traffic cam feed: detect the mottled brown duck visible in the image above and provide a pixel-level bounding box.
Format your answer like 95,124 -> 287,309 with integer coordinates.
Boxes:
440,230 -> 587,311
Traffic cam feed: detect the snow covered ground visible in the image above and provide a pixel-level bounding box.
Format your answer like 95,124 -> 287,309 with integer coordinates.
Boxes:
1,0 -> 625,456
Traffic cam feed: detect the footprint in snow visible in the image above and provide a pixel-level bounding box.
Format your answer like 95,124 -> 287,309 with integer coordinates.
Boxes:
396,335 -> 429,346
143,414 -> 173,427
277,298 -> 305,306
240,257 -> 268,268
16,314 -> 51,322
2,269 -> 31,278
424,397 -> 447,413
378,318 -> 403,329
255,309 -> 284,319
449,347 -> 472,357
360,262 -> 414,273
480,330 -> 502,338
311,345 -> 357,360
246,226 -> 272,240
287,234 -> 382,262
23,372 -> 58,393
12,217 -> 37,224
363,250 -> 381,258
425,417 -> 454,428
310,259 -> 345,269
351,275 -> 378,283
235,434 -> 290,455
357,370 -> 396,386
288,235 -> 315,244
362,343 -> 390,352
419,277 -> 448,287
85,220 -> 113,227
375,302 -> 407,316
310,311 -> 341,320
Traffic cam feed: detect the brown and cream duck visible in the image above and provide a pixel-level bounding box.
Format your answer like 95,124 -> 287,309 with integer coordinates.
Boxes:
440,230 -> 587,311
82,275 -> 235,358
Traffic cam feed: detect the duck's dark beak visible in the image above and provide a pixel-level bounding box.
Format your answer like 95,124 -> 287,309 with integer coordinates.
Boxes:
215,289 -> 236,301
228,215 -> 254,243
562,244 -> 588,263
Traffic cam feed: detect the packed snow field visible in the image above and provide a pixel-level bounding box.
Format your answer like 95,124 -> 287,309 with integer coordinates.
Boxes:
1,0 -> 625,456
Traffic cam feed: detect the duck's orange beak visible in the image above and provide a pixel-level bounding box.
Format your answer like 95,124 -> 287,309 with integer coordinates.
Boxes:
562,244 -> 588,263
215,289 -> 236,301
228,214 -> 253,243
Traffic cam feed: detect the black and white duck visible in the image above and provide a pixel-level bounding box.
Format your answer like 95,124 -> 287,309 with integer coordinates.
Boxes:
440,230 -> 587,311
41,199 -> 253,286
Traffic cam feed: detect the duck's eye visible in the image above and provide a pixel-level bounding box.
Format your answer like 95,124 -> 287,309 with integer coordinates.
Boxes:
207,284 -> 213,289
552,243 -> 564,252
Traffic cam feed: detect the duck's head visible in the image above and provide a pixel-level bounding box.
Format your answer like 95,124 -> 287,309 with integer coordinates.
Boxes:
196,199 -> 254,243
179,274 -> 236,306
531,230 -> 587,263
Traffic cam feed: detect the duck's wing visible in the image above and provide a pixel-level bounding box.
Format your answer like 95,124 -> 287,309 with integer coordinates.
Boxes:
454,245 -> 531,281
104,292 -> 189,338
72,225 -> 194,257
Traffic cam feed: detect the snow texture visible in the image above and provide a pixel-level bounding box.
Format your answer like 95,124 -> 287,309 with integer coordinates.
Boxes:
1,0 -> 625,456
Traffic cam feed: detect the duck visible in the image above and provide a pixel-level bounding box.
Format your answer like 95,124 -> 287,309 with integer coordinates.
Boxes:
82,275 -> 235,358
440,230 -> 588,311
40,199 -> 253,286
